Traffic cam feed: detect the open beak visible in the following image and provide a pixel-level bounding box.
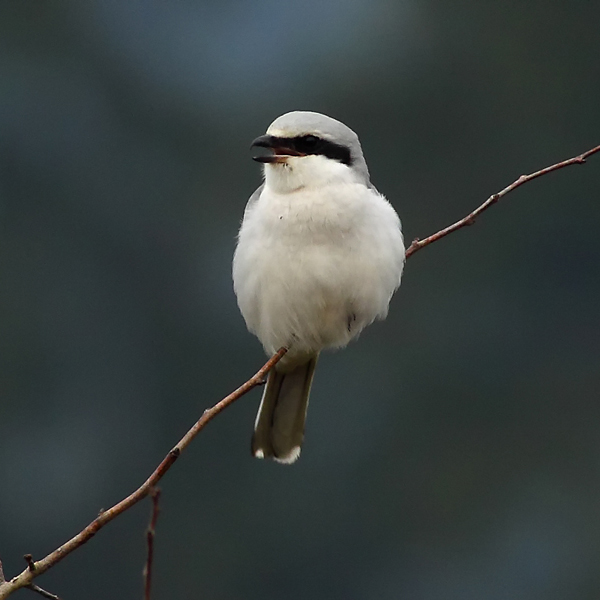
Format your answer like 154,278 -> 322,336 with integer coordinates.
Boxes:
251,135 -> 305,163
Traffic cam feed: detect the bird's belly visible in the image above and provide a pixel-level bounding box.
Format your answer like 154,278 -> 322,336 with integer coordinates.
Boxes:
242,239 -> 392,355
233,183 -> 404,357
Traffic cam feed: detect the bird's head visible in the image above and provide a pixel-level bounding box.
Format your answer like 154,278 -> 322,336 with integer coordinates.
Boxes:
251,111 -> 370,193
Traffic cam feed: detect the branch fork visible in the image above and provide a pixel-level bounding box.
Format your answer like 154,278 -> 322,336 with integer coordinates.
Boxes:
1,143 -> 599,599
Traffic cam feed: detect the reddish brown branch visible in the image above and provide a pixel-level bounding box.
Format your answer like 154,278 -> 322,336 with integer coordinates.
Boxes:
0,143 -> 598,600
405,144 -> 600,259
0,347 -> 287,600
143,488 -> 161,600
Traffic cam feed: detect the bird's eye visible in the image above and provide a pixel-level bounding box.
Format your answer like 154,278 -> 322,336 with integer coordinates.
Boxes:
295,135 -> 321,154
302,135 -> 319,147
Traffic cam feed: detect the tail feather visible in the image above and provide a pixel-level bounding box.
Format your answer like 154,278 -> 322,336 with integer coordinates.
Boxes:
252,354 -> 318,464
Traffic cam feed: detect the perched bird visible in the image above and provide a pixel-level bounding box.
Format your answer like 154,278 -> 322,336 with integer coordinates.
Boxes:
233,111 -> 405,463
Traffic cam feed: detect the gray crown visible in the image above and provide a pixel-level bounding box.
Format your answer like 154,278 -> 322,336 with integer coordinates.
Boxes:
267,111 -> 370,183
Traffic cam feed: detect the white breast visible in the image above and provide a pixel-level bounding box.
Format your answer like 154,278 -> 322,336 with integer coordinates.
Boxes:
233,176 -> 405,358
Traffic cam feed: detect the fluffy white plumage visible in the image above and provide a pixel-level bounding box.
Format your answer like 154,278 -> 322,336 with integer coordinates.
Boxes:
233,111 -> 405,463
234,159 -> 404,357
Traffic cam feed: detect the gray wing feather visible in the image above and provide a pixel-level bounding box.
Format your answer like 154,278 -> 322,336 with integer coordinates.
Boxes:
244,183 -> 264,214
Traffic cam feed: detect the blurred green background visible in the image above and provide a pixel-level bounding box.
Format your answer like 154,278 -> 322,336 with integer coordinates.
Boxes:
1,1 -> 600,599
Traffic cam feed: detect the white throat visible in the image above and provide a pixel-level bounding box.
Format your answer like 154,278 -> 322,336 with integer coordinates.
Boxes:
264,155 -> 360,194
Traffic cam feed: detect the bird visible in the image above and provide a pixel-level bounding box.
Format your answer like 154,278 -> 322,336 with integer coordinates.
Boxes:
233,111 -> 405,464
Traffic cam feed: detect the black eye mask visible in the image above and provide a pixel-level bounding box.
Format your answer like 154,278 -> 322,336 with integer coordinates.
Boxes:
251,134 -> 352,166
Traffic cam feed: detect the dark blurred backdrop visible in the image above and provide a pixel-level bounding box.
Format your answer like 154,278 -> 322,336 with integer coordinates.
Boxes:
1,2 -> 600,599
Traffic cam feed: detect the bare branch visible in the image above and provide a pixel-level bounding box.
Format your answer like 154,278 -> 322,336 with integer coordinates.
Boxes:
0,347 -> 287,600
0,143 -> 598,599
143,488 -> 161,600
26,584 -> 61,600
405,144 -> 600,259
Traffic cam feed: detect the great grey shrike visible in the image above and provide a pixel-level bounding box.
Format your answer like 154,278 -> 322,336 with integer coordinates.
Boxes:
233,111 -> 405,464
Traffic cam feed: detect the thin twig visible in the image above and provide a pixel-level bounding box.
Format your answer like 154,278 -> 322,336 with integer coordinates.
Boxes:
0,347 -> 287,600
143,488 -> 161,600
405,144 -> 600,259
0,561 -> 5,584
0,143 -> 598,600
23,556 -> 35,573
26,584 -> 61,600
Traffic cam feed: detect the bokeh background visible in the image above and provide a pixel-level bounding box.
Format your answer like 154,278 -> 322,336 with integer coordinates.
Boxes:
1,2 -> 600,599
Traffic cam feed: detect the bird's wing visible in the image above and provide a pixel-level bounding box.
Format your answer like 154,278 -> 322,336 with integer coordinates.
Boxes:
244,183 -> 265,214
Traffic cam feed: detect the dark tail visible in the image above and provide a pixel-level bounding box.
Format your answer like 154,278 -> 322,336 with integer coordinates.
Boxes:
251,354 -> 319,464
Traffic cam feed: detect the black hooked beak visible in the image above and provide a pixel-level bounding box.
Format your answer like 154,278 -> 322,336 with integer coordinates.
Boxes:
250,135 -> 305,163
